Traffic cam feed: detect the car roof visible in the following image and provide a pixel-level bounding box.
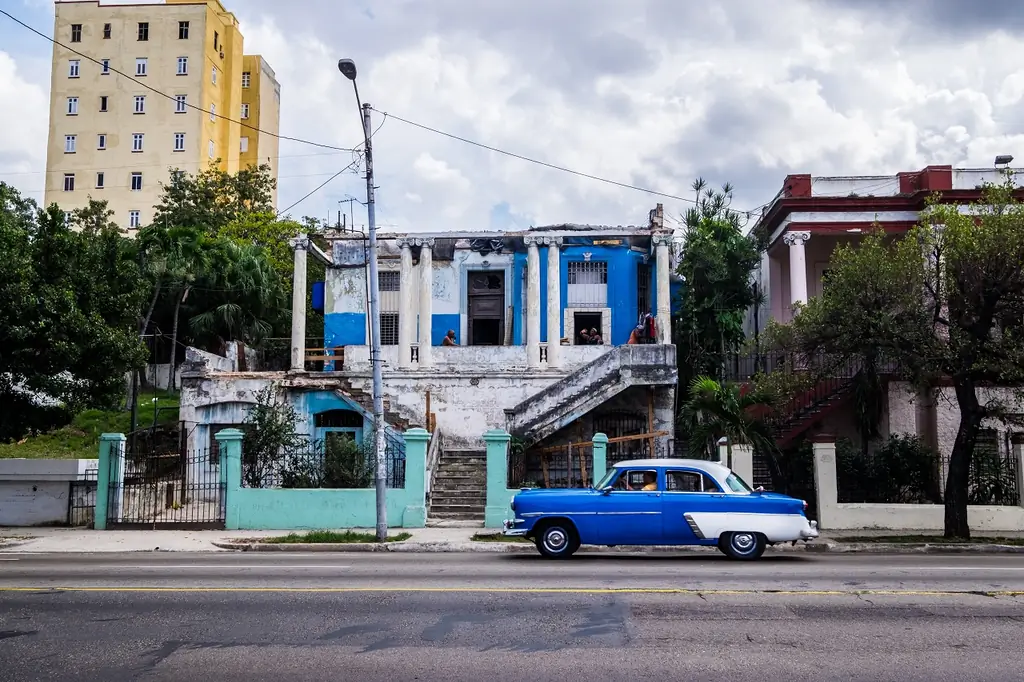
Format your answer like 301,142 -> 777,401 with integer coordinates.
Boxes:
612,458 -> 732,478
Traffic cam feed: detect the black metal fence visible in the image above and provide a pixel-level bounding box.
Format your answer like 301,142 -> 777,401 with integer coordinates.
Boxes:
107,446 -> 226,529
251,337 -> 331,372
242,430 -> 406,490
508,444 -> 595,489
68,468 -> 98,527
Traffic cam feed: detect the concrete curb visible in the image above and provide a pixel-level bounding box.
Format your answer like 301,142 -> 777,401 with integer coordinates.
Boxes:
807,542 -> 1024,554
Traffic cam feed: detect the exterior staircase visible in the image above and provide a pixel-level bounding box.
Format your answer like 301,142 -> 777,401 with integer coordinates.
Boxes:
428,449 -> 487,523
278,375 -> 412,432
506,344 -> 677,444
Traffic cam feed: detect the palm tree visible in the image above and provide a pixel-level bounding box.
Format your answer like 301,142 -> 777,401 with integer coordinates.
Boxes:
679,376 -> 777,463
161,226 -> 210,390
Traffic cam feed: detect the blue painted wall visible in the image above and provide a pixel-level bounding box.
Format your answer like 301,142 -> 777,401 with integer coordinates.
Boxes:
293,391 -> 371,436
431,314 -> 460,346
324,312 -> 366,347
512,244 -> 654,346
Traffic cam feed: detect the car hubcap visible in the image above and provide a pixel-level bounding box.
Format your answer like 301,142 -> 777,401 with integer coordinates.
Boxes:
543,528 -> 568,553
732,533 -> 755,553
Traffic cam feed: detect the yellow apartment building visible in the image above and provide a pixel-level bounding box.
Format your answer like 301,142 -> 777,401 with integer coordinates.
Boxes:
43,0 -> 281,231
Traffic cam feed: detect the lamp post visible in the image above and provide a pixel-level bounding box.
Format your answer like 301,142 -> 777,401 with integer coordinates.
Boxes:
338,58 -> 388,543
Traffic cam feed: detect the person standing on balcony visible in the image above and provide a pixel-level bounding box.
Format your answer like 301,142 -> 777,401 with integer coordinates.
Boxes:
442,330 -> 458,346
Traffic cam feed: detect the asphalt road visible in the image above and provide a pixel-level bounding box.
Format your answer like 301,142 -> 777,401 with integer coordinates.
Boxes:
1,552 -> 1023,681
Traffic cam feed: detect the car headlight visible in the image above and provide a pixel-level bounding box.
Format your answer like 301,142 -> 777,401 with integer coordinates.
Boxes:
511,498 -> 516,512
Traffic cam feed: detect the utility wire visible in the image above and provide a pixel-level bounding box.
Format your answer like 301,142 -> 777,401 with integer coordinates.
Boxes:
0,8 -> 358,153
277,159 -> 361,217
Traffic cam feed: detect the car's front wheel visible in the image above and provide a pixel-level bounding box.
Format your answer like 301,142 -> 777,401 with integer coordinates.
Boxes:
719,531 -> 766,560
535,521 -> 579,559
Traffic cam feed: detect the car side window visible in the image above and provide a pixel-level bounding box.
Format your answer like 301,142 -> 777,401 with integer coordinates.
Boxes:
612,469 -> 658,491
666,470 -> 723,493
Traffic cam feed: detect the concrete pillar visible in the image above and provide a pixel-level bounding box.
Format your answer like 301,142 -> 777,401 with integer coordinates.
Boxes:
592,432 -> 608,487
811,433 -> 838,530
653,235 -> 672,343
417,238 -> 435,368
544,237 -> 562,369
94,433 -> 126,530
397,239 -> 414,370
289,235 -> 309,371
731,443 -> 754,488
1012,434 -> 1024,509
525,236 -> 542,369
784,230 -> 811,308
401,428 -> 429,527
216,428 -> 244,531
483,428 -> 513,528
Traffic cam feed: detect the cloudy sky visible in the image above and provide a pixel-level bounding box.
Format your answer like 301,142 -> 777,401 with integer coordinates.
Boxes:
2,0 -> 1023,233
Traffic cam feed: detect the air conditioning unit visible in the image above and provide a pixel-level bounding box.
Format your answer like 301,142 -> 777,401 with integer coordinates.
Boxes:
219,51 -> 225,59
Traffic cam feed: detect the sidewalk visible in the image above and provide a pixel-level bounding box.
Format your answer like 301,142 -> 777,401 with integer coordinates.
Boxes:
3,527 -> 1024,554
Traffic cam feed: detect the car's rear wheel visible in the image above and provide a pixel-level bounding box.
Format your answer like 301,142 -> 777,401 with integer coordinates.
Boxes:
535,521 -> 579,559
719,531 -> 766,560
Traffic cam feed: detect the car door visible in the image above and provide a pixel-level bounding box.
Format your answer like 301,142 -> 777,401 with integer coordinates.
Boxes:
598,467 -> 663,545
661,469 -> 727,544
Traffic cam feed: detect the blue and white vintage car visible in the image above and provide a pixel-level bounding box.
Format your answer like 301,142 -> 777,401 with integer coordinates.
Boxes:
503,458 -> 818,560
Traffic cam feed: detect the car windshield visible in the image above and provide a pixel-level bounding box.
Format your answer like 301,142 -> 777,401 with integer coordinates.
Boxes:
725,472 -> 753,493
595,468 -> 619,489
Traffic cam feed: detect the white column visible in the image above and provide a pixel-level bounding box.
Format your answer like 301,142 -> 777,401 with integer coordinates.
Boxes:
397,239 -> 414,370
784,230 -> 811,308
417,238 -> 434,369
812,434 -> 838,530
525,236 -> 542,369
544,237 -> 562,369
289,234 -> 308,371
653,235 -> 672,343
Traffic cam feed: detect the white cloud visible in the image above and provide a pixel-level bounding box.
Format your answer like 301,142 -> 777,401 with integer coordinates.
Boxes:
0,51 -> 48,189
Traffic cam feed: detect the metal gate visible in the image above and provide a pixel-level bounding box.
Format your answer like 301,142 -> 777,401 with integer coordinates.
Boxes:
107,447 -> 225,530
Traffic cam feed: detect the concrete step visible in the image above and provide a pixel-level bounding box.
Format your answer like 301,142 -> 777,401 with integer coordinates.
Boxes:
434,471 -> 486,480
443,450 -> 487,459
425,519 -> 484,528
431,494 -> 486,504
429,511 -> 485,521
430,503 -> 486,514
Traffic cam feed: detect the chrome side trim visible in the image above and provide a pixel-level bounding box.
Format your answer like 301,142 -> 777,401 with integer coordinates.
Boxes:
520,511 -> 662,518
683,513 -> 705,539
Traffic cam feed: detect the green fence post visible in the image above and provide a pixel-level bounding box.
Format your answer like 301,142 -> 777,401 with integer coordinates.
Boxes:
484,429 -> 512,529
402,428 -> 430,528
94,433 -> 125,530
592,432 -> 608,487
215,428 -> 244,530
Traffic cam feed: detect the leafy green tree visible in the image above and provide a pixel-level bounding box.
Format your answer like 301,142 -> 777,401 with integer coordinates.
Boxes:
152,163 -> 276,231
673,179 -> 762,389
679,376 -> 777,466
765,173 -> 1024,538
0,187 -> 146,442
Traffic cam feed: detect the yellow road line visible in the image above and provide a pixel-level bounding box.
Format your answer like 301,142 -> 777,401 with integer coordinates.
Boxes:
0,586 -> 1022,596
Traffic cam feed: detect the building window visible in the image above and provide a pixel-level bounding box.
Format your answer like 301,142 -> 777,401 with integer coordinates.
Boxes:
567,261 -> 609,308
240,136 -> 249,153
138,22 -> 149,41
129,210 -> 141,228
136,58 -> 147,76
70,24 -> 82,43
99,95 -> 108,112
178,21 -> 189,40
380,314 -> 400,346
213,31 -> 219,51
174,132 -> 185,151
211,66 -> 217,85
101,59 -> 110,74
95,172 -> 105,189
131,173 -> 143,191
241,71 -> 251,88
63,174 -> 75,192
209,103 -> 216,121
134,95 -> 146,114
132,133 -> 144,152
378,271 -> 401,346
68,60 -> 80,78
208,140 -> 215,158
66,97 -> 78,115
241,103 -> 249,119
64,135 -> 76,153
97,134 -> 106,149
636,263 -> 651,317
103,23 -> 111,39
175,94 -> 187,113
177,56 -> 188,75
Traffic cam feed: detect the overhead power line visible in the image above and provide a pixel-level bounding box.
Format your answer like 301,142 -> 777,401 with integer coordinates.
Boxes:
0,8 -> 358,153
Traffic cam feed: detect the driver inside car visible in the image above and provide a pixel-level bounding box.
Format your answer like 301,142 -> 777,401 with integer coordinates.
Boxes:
625,471 -> 657,491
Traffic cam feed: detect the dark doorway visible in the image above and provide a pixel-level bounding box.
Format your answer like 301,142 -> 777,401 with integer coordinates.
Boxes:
467,271 -> 505,345
574,311 -> 603,344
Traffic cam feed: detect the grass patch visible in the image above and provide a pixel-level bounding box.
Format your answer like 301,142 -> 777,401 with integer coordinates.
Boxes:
262,530 -> 413,544
839,535 -> 1024,545
472,532 -> 531,543
0,390 -> 179,460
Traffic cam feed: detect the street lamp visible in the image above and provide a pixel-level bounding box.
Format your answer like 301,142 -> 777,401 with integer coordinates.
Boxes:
338,57 -> 388,543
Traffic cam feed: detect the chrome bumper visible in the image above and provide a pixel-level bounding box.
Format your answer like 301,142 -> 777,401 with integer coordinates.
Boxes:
801,520 -> 820,540
502,519 -> 528,537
